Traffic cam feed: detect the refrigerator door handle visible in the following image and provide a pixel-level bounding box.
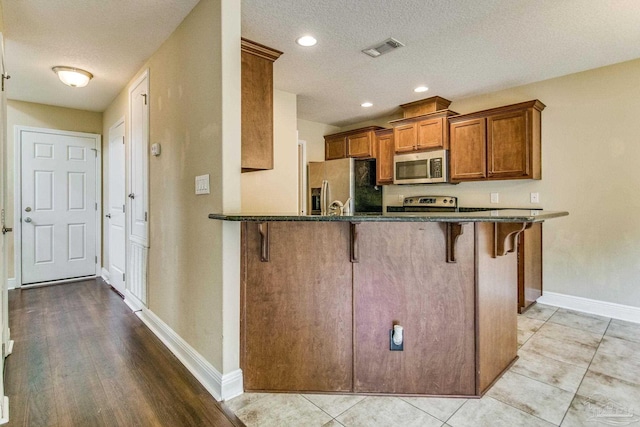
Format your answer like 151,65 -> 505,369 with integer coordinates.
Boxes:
321,180 -> 328,215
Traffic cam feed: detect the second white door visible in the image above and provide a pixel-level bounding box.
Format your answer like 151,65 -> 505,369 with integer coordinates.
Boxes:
108,121 -> 126,295
20,129 -> 99,285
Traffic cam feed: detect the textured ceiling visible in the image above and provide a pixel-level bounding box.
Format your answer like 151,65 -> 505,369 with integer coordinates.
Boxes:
242,0 -> 640,127
2,0 -> 199,112
3,1 -> 640,125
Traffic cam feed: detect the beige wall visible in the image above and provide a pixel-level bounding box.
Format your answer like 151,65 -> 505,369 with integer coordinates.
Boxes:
241,90 -> 298,212
5,100 -> 103,277
297,119 -> 339,163
383,58 -> 640,308
101,0 -> 242,375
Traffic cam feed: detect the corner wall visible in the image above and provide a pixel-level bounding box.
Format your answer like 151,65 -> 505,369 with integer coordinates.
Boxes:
101,0 -> 242,388
241,89 -> 298,212
383,59 -> 640,308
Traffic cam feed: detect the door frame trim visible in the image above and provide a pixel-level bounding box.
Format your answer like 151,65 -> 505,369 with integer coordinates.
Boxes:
13,126 -> 102,288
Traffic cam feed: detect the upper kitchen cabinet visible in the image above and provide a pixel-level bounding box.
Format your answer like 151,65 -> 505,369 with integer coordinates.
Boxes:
375,129 -> 394,185
325,135 -> 347,160
241,38 -> 283,172
324,126 -> 384,160
390,110 -> 458,153
449,100 -> 545,182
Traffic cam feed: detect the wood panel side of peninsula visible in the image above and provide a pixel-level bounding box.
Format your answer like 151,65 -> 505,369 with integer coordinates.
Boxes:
240,221 -> 522,396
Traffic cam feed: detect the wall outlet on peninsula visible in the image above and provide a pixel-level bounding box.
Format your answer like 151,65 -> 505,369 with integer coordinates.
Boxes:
490,193 -> 499,204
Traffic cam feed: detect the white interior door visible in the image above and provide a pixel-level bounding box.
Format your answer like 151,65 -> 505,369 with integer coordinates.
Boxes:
20,129 -> 99,285
126,70 -> 149,308
0,31 -> 9,422
108,120 -> 126,295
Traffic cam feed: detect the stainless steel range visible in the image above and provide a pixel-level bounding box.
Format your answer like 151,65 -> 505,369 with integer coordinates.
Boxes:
386,196 -> 503,213
404,195 -> 458,212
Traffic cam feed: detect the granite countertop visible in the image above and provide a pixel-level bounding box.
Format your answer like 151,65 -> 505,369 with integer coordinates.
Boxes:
208,209 -> 568,223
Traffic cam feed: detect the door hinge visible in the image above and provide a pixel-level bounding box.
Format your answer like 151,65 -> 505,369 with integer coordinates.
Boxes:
123,273 -> 125,282
142,93 -> 148,105
122,205 -> 125,213
1,74 -> 10,92
145,212 -> 148,222
95,256 -> 98,263
95,202 -> 98,211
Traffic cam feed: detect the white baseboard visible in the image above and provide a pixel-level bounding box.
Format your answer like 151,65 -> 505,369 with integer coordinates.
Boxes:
123,289 -> 144,312
101,268 -> 110,284
7,279 -> 16,290
538,292 -> 640,324
0,396 -> 9,424
137,307 -> 243,401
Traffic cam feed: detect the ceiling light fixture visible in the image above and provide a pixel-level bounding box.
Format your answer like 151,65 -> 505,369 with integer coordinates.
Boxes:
52,66 -> 93,88
414,86 -> 429,93
296,35 -> 317,47
361,102 -> 373,108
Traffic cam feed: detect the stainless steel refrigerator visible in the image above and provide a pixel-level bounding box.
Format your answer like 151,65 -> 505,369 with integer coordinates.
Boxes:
308,158 -> 382,215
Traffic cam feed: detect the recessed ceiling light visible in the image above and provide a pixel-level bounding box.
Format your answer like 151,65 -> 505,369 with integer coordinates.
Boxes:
361,102 -> 373,108
414,86 -> 429,93
296,35 -> 317,47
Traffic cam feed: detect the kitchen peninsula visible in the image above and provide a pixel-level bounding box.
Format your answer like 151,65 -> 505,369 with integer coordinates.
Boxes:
209,210 -> 568,397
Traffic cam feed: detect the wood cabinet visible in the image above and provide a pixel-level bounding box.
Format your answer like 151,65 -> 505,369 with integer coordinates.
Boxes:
241,38 -> 282,172
390,110 -> 457,153
240,221 -> 520,396
353,222 -> 476,395
241,222 -> 353,392
449,100 -> 545,182
375,129 -> 394,185
325,135 -> 347,160
518,223 -> 542,314
449,118 -> 487,180
324,126 -> 384,160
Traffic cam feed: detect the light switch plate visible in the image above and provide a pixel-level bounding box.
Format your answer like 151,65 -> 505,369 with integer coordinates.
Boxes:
490,192 -> 499,204
195,174 -> 210,195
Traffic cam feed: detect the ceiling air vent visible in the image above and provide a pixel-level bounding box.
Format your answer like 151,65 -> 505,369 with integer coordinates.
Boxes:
362,38 -> 405,58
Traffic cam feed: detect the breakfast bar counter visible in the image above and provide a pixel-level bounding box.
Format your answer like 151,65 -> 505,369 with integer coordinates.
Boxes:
210,210 -> 567,397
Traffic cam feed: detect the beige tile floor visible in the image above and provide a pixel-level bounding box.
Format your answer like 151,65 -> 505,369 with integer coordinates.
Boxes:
226,305 -> 640,427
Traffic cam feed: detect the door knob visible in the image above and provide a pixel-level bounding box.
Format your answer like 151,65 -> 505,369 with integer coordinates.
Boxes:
24,217 -> 32,223
128,193 -> 135,199
25,207 -> 32,212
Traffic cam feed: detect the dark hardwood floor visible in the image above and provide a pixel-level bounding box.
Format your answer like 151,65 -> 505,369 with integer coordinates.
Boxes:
5,279 -> 245,427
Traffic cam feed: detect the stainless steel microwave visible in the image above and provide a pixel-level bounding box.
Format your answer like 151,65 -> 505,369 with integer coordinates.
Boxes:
393,150 -> 449,184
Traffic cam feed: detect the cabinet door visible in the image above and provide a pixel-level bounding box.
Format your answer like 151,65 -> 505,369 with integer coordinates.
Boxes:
242,222 -> 353,392
393,123 -> 417,153
325,135 -> 347,160
347,131 -> 374,158
450,118 -> 487,181
241,50 -> 274,171
353,223 -> 476,395
417,117 -> 445,150
518,222 -> 542,313
487,109 -> 529,178
376,131 -> 394,185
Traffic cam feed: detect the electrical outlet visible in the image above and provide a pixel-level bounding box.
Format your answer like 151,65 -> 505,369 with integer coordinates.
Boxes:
490,192 -> 499,204
389,329 -> 403,351
530,192 -> 540,203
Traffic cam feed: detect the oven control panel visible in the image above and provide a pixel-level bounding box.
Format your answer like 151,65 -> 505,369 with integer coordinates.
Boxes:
403,195 -> 458,208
